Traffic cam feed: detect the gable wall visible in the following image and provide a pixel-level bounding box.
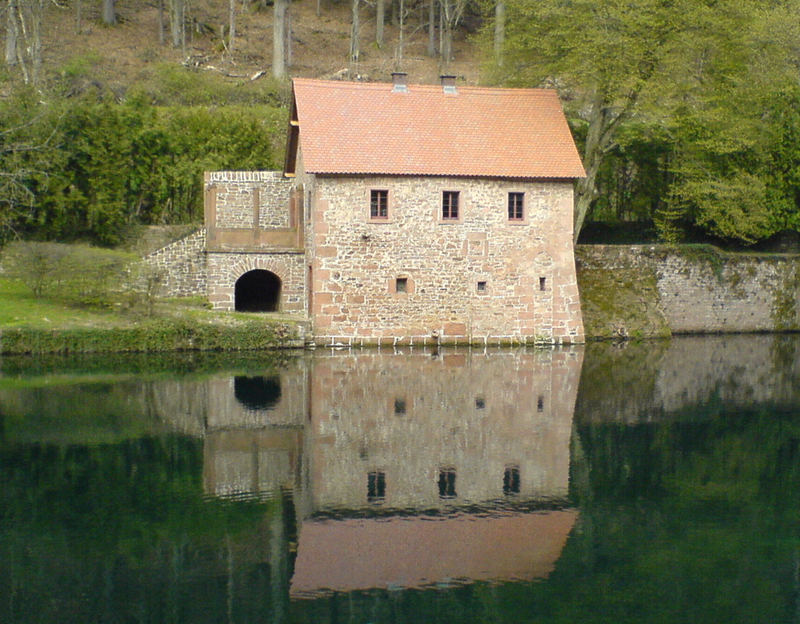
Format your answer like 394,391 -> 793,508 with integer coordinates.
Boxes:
307,174 -> 584,345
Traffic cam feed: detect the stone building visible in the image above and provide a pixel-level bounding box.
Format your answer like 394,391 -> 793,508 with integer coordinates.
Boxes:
152,75 -> 586,345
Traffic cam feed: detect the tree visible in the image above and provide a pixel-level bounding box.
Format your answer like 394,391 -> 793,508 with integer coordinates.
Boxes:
349,0 -> 359,65
102,0 -> 115,25
486,0 -> 778,242
272,0 -> 288,78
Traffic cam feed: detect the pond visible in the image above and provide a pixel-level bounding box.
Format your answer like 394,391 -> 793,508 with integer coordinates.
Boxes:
1,335 -> 799,623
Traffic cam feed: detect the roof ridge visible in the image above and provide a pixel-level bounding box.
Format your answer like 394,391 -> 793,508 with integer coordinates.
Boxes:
292,77 -> 557,96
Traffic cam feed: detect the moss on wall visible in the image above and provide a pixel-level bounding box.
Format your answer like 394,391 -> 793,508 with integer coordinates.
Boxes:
576,248 -> 671,340
770,262 -> 800,331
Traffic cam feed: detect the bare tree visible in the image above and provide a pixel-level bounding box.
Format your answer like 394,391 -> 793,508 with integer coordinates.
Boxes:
272,0 -> 287,78
439,0 -> 466,68
102,0 -> 115,25
349,0 -> 359,64
228,0 -> 235,52
170,0 -> 185,52
5,0 -> 19,66
426,0 -> 435,56
493,0 -> 504,65
375,0 -> 384,47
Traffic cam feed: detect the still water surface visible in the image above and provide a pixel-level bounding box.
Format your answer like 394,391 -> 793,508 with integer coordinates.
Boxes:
1,335 -> 799,623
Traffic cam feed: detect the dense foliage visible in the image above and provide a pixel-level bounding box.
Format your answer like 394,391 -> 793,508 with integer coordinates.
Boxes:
0,75 -> 285,246
484,0 -> 800,245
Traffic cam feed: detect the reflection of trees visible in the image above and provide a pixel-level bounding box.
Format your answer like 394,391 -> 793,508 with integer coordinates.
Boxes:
0,437 -> 285,623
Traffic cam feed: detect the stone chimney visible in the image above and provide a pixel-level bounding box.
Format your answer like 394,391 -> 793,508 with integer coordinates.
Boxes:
392,72 -> 408,93
440,75 -> 457,94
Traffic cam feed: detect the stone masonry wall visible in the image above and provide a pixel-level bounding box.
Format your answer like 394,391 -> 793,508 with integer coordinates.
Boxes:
307,175 -> 584,346
207,171 -> 293,229
206,251 -> 306,312
577,245 -> 800,334
145,228 -> 207,297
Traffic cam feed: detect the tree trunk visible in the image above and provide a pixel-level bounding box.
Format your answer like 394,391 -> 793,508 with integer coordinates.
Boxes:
75,0 -> 81,34
349,0 -> 359,64
396,0 -> 403,61
228,0 -> 235,53
272,0 -> 287,78
5,0 -> 18,66
170,0 -> 185,50
157,0 -> 165,44
102,0 -> 115,25
285,9 -> 292,68
426,0 -> 435,57
376,0 -> 384,47
493,1 -> 504,66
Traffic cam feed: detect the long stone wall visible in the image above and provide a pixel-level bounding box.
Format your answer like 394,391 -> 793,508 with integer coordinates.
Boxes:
577,245 -> 800,337
145,228 -> 207,297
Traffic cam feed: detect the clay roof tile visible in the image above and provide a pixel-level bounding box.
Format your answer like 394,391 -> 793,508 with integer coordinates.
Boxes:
290,78 -> 585,179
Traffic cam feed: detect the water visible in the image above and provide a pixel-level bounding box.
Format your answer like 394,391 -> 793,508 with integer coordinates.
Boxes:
1,336 -> 799,623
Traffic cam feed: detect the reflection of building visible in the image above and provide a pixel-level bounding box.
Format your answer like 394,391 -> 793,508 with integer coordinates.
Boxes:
300,349 -> 582,512
167,348 -> 583,595
290,510 -> 578,597
291,348 -> 583,596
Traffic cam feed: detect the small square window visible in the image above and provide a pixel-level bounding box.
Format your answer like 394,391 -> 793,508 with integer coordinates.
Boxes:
370,189 -> 388,219
368,471 -> 386,502
477,281 -> 487,292
394,398 -> 406,415
438,468 -> 457,498
442,191 -> 460,220
396,277 -> 408,293
508,192 -> 524,220
539,277 -> 547,291
504,466 -> 520,494
475,396 -> 485,409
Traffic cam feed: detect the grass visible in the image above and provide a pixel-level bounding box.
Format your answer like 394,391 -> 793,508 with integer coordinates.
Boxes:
0,277 -> 307,354
0,278 -> 124,329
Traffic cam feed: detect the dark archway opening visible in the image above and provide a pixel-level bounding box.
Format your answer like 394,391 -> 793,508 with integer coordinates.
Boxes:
235,270 -> 281,312
234,375 -> 282,411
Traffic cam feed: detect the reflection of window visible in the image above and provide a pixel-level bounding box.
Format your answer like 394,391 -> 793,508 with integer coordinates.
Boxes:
438,468 -> 457,498
368,471 -> 386,502
475,396 -> 485,409
394,398 -> 406,415
504,466 -> 520,494
234,375 -> 281,411
537,395 -> 544,412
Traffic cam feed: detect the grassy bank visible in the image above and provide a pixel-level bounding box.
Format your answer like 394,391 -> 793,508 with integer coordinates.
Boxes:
0,278 -> 306,354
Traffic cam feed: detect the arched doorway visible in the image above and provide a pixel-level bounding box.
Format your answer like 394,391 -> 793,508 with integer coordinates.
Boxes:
235,270 -> 281,312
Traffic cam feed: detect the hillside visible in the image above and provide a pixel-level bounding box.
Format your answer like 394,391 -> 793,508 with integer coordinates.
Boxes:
29,0 -> 484,94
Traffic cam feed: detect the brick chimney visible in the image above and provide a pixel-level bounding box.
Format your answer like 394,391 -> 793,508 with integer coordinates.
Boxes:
392,72 -> 408,93
440,75 -> 457,94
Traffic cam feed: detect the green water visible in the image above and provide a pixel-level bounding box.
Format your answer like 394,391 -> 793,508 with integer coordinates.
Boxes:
1,336 -> 799,623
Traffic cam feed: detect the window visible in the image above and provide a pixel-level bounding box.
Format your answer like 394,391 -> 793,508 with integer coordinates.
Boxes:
368,471 -> 386,502
442,191 -> 460,220
508,192 -> 524,220
396,277 -> 408,293
537,395 -> 544,412
539,277 -> 547,291
370,189 -> 388,219
475,396 -> 485,410
477,281 -> 487,292
504,466 -> 520,495
438,469 -> 457,498
394,398 -> 406,415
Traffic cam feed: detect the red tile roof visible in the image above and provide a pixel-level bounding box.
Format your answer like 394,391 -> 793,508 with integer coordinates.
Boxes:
289,78 -> 586,179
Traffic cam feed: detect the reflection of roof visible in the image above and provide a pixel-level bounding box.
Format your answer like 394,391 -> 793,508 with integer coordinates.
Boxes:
290,78 -> 586,179
290,509 -> 577,598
